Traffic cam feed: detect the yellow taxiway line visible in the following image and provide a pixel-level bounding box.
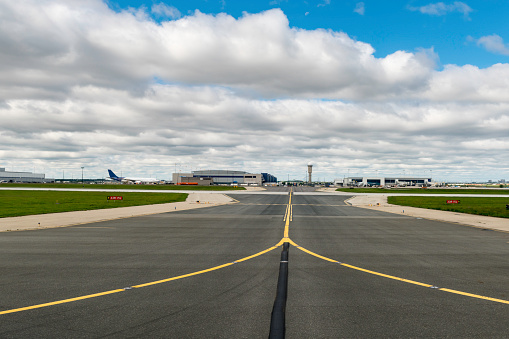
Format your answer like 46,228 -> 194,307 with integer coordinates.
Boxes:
282,192 -> 509,305
292,241 -> 509,305
0,243 -> 282,315
3,191 -> 508,316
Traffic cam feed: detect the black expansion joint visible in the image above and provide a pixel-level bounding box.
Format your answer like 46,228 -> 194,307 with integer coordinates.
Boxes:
269,242 -> 290,339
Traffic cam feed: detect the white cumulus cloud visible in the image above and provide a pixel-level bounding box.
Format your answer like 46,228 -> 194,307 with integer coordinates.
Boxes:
408,2 -> 473,18
354,2 -> 365,15
0,0 -> 507,182
474,34 -> 509,56
0,2 -> 436,101
317,0 -> 331,8
151,3 -> 181,19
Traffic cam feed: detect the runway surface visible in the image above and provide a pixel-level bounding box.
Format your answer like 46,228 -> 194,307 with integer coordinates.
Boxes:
1,191 -> 509,337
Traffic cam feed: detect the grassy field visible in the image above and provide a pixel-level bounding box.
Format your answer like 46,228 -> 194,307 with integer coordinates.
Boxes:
0,191 -> 188,218
388,196 -> 509,219
0,183 -> 245,190
337,187 -> 509,195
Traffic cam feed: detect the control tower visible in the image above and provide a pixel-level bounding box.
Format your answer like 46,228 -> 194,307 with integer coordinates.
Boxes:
307,164 -> 313,183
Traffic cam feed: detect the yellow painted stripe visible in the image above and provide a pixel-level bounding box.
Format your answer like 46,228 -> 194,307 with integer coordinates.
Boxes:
293,241 -> 509,304
2,194 -> 292,316
295,242 -> 432,285
340,263 -> 433,287
439,288 -> 509,305
277,237 -> 292,246
287,238 -> 298,246
295,244 -> 340,263
283,197 -> 291,238
1,243 -> 281,315
132,263 -> 234,288
0,289 -> 125,315
283,191 -> 293,238
234,245 -> 280,263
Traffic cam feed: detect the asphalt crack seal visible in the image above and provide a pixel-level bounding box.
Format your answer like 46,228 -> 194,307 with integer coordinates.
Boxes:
269,242 -> 289,339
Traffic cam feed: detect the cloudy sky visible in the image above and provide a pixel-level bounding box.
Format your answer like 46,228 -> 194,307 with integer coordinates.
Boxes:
1,0 -> 508,182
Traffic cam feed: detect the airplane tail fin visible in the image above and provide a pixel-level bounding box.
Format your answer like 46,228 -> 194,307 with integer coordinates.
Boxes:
108,169 -> 118,178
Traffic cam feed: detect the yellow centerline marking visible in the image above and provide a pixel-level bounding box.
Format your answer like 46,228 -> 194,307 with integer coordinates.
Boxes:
293,241 -> 509,305
4,191 -> 507,315
0,289 -> 125,315
283,192 -> 292,238
285,194 -> 509,305
340,263 -> 433,287
439,288 -> 509,304
294,242 -> 341,263
0,244 -> 281,316
233,245 -> 280,263
132,263 -> 235,288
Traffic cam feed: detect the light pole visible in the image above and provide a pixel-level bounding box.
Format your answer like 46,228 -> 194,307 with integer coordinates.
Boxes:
81,166 -> 84,186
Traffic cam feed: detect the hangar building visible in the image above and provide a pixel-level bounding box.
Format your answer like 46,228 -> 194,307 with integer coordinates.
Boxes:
172,170 -> 277,186
0,168 -> 52,183
335,176 -> 432,187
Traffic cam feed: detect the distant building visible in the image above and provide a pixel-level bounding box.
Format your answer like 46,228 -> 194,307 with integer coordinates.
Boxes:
335,176 -> 432,187
262,173 -> 278,183
172,170 -> 277,186
0,167 -> 53,183
176,176 -> 213,186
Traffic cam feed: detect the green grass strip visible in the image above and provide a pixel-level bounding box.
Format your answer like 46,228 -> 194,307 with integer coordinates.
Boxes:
388,196 -> 509,219
337,188 -> 509,195
0,183 -> 245,190
0,191 -> 188,218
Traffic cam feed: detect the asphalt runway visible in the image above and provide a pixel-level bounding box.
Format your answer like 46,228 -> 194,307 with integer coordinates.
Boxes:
1,192 -> 509,338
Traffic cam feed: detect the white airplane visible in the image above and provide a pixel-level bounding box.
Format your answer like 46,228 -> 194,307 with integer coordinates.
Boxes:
107,169 -> 162,184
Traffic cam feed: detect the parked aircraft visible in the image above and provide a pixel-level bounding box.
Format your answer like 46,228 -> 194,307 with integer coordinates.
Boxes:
107,169 -> 162,184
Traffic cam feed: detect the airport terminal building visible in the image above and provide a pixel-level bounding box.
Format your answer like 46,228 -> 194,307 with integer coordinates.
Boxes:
335,176 -> 432,187
0,168 -> 52,183
172,170 -> 277,186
